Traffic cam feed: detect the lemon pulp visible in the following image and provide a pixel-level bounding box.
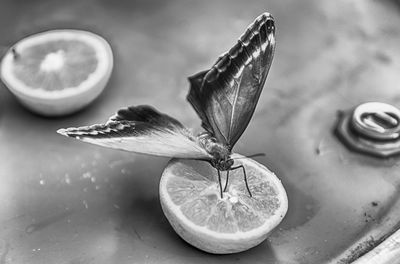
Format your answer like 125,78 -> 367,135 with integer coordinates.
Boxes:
159,155 -> 288,254
13,40 -> 97,91
166,161 -> 281,233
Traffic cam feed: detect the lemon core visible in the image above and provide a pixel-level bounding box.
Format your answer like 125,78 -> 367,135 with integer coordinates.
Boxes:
40,50 -> 65,72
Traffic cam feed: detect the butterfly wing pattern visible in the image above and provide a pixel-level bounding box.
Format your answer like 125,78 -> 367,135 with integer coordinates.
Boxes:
58,13 -> 275,165
57,105 -> 213,159
187,13 -> 275,150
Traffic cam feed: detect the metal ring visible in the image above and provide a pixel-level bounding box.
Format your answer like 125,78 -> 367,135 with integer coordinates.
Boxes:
351,102 -> 400,141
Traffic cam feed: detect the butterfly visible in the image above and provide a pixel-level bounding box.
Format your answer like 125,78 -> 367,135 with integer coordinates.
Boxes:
57,13 -> 275,198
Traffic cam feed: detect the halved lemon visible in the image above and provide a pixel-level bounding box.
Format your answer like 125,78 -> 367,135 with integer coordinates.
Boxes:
159,154 -> 288,254
0,29 -> 113,116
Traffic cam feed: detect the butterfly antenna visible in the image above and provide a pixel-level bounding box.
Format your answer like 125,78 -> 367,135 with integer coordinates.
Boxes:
233,153 -> 265,160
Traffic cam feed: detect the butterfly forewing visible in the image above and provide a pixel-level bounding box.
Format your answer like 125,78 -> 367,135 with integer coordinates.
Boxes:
187,13 -> 275,149
57,105 -> 213,159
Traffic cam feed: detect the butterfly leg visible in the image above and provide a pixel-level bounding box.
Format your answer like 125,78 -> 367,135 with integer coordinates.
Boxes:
217,169 -> 223,198
230,165 -> 252,197
223,170 -> 230,192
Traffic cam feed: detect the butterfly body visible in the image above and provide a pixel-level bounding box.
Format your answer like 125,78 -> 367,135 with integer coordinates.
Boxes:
58,13 -> 276,197
197,131 -> 234,171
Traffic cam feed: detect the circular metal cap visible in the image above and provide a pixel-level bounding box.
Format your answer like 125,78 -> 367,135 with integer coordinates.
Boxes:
335,102 -> 400,158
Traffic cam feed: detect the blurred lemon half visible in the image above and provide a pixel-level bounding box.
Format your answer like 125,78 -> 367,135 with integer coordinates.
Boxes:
0,29 -> 113,116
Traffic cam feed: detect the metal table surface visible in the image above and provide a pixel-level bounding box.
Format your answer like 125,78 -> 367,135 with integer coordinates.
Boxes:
1,0 -> 400,263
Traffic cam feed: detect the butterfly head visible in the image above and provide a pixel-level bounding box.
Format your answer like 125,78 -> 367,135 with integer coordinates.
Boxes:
211,156 -> 234,171
208,143 -> 233,171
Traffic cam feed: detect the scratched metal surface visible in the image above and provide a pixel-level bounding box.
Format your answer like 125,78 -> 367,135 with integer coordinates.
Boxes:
1,0 -> 400,263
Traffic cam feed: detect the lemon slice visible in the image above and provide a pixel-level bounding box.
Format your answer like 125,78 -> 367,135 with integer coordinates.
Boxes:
159,154 -> 288,254
0,29 -> 113,116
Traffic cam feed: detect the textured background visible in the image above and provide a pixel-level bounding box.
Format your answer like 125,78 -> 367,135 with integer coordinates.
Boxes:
1,0 -> 400,263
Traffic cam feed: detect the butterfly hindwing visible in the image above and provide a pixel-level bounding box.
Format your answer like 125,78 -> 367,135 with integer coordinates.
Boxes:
187,13 -> 275,149
57,105 -> 212,159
